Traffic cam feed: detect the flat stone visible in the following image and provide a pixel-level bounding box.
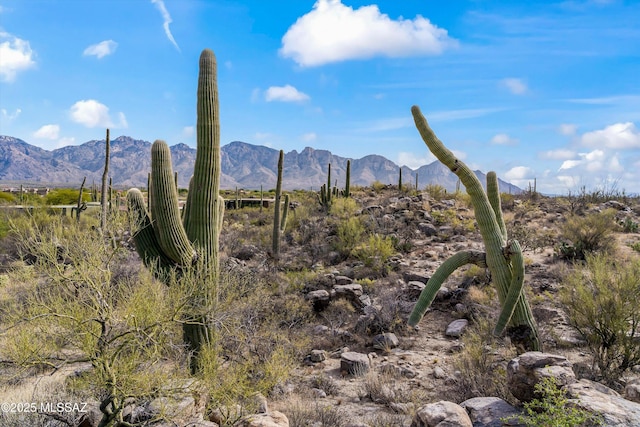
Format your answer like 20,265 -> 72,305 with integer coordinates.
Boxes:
460,397 -> 522,427
372,333 -> 400,350
445,319 -> 468,338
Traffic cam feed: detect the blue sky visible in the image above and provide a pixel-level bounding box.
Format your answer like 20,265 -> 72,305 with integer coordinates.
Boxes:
1,0 -> 639,193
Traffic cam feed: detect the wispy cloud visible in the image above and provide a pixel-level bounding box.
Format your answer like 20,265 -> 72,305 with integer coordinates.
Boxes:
83,40 -> 118,59
490,133 -> 518,145
0,31 -> 35,82
69,100 -> 127,128
150,0 -> 180,52
427,108 -> 504,122
501,78 -> 528,95
398,151 -> 436,169
264,85 -> 310,102
558,123 -> 577,135
1,108 -> 21,121
301,132 -> 317,142
540,149 -> 576,160
279,0 -> 457,67
566,95 -> 640,105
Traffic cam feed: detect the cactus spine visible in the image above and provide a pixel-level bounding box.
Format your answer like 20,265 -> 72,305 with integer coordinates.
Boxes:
127,49 -> 224,371
272,149 -> 284,260
408,105 -> 540,351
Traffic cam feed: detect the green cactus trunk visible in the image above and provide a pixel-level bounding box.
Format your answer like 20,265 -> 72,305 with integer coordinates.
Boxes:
345,159 -> 351,198
272,150 -> 284,260
127,49 -> 224,372
280,194 -> 289,232
101,129 -> 110,230
398,167 -> 403,191
409,105 -> 540,351
76,176 -> 86,223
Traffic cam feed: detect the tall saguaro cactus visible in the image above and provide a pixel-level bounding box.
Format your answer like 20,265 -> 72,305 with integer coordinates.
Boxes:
272,150 -> 284,260
344,159 -> 351,198
408,105 -> 540,351
101,129 -> 110,230
127,49 -> 224,371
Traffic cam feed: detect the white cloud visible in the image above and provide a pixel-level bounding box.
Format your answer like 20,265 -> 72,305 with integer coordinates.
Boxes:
540,149 -> 576,160
69,99 -> 127,128
279,0 -> 456,67
0,31 -> 35,82
301,132 -> 317,142
398,151 -> 436,169
559,159 -> 583,171
559,123 -> 577,135
33,124 -> 60,140
265,85 -> 310,102
83,40 -> 118,59
504,166 -> 534,181
150,0 -> 180,52
490,133 -> 518,145
501,78 -> 528,95
581,122 -> 640,149
1,108 -> 21,121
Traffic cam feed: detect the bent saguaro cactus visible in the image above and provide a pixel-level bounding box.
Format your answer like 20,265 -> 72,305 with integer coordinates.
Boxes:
408,105 -> 540,351
127,49 -> 224,371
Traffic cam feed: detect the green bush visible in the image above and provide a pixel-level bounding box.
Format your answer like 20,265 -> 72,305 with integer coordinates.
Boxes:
353,233 -> 395,276
557,209 -> 618,260
44,188 -> 90,205
334,216 -> 366,258
507,376 -> 602,426
560,253 -> 640,386
425,184 -> 447,200
0,191 -> 16,204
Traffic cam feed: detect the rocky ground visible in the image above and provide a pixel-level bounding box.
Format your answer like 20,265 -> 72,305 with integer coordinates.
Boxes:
2,187 -> 640,426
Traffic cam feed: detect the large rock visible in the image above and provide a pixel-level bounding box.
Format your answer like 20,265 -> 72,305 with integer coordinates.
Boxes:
340,351 -> 370,376
411,401 -> 472,427
566,379 -> 640,427
459,397 -> 522,427
507,352 -> 575,402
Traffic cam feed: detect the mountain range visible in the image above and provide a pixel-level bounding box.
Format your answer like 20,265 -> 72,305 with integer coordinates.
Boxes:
0,135 -> 521,193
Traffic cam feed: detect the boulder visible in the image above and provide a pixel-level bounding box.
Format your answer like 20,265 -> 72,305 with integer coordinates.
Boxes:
567,379 -> 640,427
340,351 -> 370,376
507,352 -> 575,402
411,401 -> 472,427
459,397 -> 521,427
233,411 -> 289,427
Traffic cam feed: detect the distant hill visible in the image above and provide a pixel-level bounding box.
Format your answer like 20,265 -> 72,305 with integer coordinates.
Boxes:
0,135 -> 521,193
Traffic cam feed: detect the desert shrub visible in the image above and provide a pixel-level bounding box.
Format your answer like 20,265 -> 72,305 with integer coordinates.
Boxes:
447,318 -> 516,403
630,242 -> 640,253
511,223 -> 557,253
2,214 -> 187,425
0,191 -> 16,204
621,217 -> 639,233
334,216 -> 366,258
309,374 -> 340,396
505,376 -> 602,427
286,401 -> 347,427
353,234 -> 395,276
425,184 -> 448,200
560,253 -> 640,387
371,180 -> 386,193
557,209 -> 618,260
44,188 -> 90,205
329,197 -> 360,219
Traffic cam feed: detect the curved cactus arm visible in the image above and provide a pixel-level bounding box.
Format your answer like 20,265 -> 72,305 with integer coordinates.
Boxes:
408,250 -> 487,327
126,188 -> 173,268
150,140 -> 196,266
494,240 -> 525,336
486,172 -> 507,242
412,106 -> 503,249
